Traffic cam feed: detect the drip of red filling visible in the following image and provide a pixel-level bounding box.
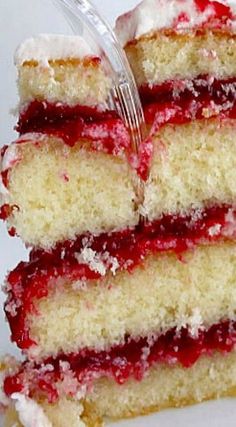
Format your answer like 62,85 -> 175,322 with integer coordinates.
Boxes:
4,320 -> 236,402
195,0 -> 233,20
178,0 -> 234,28
16,101 -> 131,157
5,205 -> 236,351
0,204 -> 13,221
30,204 -> 235,263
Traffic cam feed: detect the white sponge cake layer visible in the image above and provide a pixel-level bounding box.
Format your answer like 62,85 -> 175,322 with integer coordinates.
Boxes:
88,351 -> 236,421
16,35 -> 111,107
2,138 -> 138,248
143,118 -> 236,221
124,31 -> 236,87
25,243 -> 236,359
5,351 -> 236,427
18,59 -> 111,108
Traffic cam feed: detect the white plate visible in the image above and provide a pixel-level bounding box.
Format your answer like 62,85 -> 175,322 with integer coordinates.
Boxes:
1,0 -> 236,425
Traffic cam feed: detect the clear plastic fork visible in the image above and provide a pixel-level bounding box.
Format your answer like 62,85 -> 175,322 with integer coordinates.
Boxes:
52,0 -> 146,155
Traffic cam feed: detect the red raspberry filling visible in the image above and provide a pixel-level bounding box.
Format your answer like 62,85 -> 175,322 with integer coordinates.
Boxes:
16,101 -> 131,157
195,0 -> 233,20
5,204 -> 236,352
140,76 -> 236,109
4,320 -> 236,403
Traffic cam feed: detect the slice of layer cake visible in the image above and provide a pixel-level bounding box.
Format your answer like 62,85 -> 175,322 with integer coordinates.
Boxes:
116,0 -> 236,100
116,0 -> 236,231
2,242 -> 236,425
0,35 -> 139,249
4,240 -> 236,359
3,351 -> 236,427
3,1 -> 236,426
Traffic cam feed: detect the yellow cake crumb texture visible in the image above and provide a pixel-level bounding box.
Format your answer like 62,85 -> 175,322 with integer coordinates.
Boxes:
3,138 -> 139,248
4,351 -> 236,427
3,17 -> 236,427
26,242 -> 236,359
18,59 -> 111,107
143,118 -> 236,220
125,31 -> 236,86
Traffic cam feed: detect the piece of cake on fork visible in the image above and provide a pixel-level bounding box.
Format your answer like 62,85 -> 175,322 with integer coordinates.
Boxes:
3,1 -> 236,426
116,0 -> 236,227
0,34 -> 139,249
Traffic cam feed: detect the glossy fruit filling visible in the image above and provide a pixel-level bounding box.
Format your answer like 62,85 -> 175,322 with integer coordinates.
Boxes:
0,204 -> 14,221
125,0 -> 234,47
5,205 -> 236,351
4,320 -> 236,403
140,76 -> 236,110
141,82 -> 236,134
194,0 -> 233,20
16,101 -> 131,156
179,0 -> 234,28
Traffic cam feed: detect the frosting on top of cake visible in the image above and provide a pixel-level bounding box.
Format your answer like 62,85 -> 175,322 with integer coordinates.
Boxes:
115,0 -> 236,46
15,34 -> 96,67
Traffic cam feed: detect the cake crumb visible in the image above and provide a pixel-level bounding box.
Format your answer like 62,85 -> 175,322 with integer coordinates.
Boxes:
208,224 -> 222,237
76,247 -> 120,276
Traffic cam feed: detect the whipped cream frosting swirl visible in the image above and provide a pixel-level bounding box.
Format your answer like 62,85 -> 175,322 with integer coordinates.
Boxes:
15,34 -> 96,67
115,0 -> 236,46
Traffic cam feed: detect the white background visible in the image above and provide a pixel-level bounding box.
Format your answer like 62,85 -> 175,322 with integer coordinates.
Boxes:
1,1 -> 236,425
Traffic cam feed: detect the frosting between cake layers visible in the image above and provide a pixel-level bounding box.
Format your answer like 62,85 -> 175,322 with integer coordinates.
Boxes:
15,34 -> 97,67
4,320 -> 236,404
0,102 -> 133,199
11,393 -> 52,427
4,205 -> 236,353
115,0 -> 236,46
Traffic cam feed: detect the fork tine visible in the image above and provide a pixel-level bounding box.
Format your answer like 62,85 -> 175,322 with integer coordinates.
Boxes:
53,0 -> 146,153
53,0 -> 147,216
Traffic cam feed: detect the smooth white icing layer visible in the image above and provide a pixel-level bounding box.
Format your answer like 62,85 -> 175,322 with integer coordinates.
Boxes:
115,0 -> 236,46
11,393 -> 52,427
15,34 -> 96,67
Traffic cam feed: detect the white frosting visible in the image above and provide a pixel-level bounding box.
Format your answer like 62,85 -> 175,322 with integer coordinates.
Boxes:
15,34 -> 96,67
208,223 -> 222,237
115,0 -> 236,46
223,208 -> 236,237
76,247 -> 120,276
11,393 -> 52,427
76,248 -> 107,276
1,144 -> 20,172
188,308 -> 204,337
